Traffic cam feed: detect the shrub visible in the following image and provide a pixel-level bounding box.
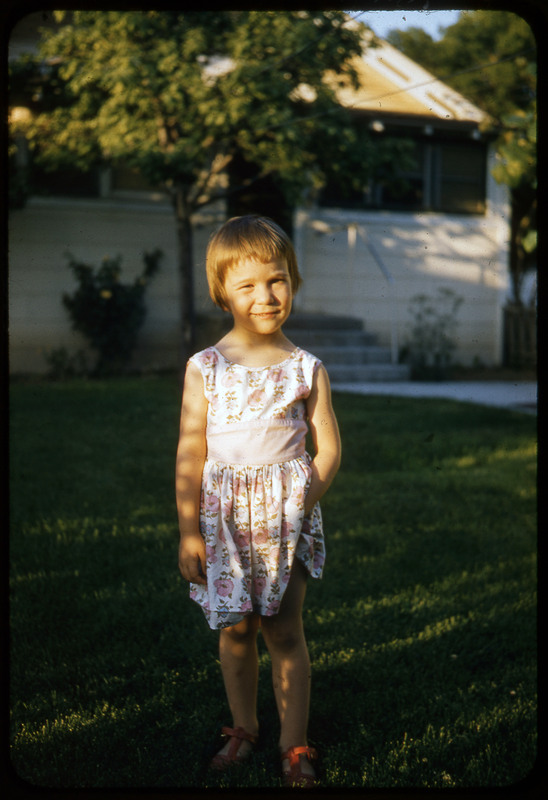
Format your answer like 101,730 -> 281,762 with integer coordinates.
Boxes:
44,347 -> 90,380
61,249 -> 162,375
402,288 -> 464,380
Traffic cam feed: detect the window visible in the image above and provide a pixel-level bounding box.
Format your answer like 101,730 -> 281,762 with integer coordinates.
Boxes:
437,144 -> 486,214
111,166 -> 160,193
30,163 -> 101,197
319,137 -> 487,215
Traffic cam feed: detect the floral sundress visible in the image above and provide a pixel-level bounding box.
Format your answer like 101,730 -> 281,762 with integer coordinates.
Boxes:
188,346 -> 325,630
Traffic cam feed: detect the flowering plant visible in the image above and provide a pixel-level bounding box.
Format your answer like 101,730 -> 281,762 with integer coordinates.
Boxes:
403,288 -> 463,380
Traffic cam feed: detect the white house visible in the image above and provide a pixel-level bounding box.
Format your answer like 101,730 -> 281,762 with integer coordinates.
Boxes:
8,15 -> 510,375
291,35 -> 509,369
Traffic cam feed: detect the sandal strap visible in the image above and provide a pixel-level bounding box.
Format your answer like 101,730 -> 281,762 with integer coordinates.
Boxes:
281,744 -> 318,769
221,726 -> 257,744
221,726 -> 257,760
210,726 -> 257,772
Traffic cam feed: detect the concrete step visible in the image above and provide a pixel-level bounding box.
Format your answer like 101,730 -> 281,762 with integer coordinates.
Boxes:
286,313 -> 363,330
285,329 -> 379,348
305,344 -> 393,365
285,313 -> 409,382
328,363 -> 411,383
282,313 -> 410,382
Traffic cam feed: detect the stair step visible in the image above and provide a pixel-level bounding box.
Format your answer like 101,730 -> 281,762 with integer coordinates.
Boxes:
328,363 -> 411,383
286,329 -> 378,348
285,313 -> 409,382
307,345 -> 393,365
198,312 -> 409,380
287,313 -> 363,330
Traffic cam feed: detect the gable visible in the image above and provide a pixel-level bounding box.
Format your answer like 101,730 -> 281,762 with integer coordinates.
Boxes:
329,34 -> 490,126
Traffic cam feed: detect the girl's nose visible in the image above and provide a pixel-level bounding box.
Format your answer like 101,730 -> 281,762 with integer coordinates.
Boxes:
256,282 -> 276,304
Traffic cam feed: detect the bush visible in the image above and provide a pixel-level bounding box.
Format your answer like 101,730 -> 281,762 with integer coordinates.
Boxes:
402,288 -> 464,380
61,249 -> 162,375
44,347 -> 90,380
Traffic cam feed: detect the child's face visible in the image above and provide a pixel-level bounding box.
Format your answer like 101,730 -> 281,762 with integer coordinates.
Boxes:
222,257 -> 293,336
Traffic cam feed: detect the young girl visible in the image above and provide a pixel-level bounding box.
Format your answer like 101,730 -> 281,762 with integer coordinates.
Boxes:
176,215 -> 341,788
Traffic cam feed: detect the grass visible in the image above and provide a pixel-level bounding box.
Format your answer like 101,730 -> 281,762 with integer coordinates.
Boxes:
9,376 -> 537,790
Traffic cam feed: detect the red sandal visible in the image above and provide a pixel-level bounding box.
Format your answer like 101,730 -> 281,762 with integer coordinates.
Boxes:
209,726 -> 257,771
281,745 -> 319,788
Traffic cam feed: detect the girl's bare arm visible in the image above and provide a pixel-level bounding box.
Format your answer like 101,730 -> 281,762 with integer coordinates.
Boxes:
175,361 -> 208,585
305,364 -> 342,514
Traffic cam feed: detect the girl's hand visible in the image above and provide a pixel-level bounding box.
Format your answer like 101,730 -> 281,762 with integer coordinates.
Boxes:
305,364 -> 342,511
179,534 -> 207,585
304,497 -> 316,517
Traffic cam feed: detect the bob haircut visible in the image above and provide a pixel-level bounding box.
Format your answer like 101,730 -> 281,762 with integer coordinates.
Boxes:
206,215 -> 302,309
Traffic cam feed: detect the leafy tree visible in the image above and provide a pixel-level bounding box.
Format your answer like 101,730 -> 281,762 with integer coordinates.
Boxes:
388,11 -> 537,304
384,27 -> 441,75
11,10 -> 400,361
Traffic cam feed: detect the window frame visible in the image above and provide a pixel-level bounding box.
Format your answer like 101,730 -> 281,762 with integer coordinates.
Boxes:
319,128 -> 488,216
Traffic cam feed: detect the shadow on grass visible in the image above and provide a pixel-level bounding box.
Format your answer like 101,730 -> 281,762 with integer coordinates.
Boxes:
10,382 -> 537,789
10,513 -> 536,789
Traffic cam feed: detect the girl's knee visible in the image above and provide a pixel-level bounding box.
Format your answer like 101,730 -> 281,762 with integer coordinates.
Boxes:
261,615 -> 306,655
221,615 -> 260,646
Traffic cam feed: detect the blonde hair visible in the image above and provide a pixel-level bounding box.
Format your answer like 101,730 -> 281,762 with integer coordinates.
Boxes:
206,215 -> 302,309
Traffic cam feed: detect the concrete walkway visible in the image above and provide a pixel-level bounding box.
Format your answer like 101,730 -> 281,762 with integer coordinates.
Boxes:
331,381 -> 538,413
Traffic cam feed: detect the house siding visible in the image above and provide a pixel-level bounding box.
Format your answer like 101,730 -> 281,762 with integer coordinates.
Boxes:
8,197 -> 219,374
294,212 -> 509,366
9,172 -> 509,374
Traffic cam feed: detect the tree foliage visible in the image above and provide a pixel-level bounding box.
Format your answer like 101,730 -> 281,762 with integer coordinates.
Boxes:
20,10 -> 375,196
387,11 -> 535,120
13,10 -> 405,357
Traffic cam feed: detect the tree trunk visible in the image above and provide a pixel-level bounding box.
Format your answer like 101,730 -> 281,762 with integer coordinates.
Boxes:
172,184 -> 197,371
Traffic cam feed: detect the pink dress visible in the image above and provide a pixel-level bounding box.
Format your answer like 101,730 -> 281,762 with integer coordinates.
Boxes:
188,346 -> 325,629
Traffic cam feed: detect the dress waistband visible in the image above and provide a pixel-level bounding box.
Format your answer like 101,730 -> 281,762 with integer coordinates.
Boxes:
206,419 -> 308,466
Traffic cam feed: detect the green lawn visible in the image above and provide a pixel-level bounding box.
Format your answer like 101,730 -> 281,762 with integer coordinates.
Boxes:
9,377 -> 537,789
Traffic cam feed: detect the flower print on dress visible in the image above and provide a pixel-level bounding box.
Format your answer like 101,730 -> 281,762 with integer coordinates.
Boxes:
203,349 -> 218,368
187,347 -> 325,630
268,546 -> 281,570
288,483 -> 305,507
233,528 -> 250,550
248,388 -> 267,409
221,370 -> 239,389
253,527 -> 270,548
253,575 -> 267,597
204,492 -> 221,515
206,543 -> 218,565
267,366 -> 287,383
214,577 -> 234,597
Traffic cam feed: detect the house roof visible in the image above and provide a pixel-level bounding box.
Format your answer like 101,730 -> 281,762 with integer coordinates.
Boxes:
331,33 -> 490,127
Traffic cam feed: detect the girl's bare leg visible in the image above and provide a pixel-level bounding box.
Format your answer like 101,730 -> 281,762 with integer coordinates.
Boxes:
260,559 -> 315,776
217,614 -> 261,758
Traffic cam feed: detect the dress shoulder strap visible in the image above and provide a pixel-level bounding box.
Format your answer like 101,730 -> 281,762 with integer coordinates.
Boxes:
294,348 -> 322,390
